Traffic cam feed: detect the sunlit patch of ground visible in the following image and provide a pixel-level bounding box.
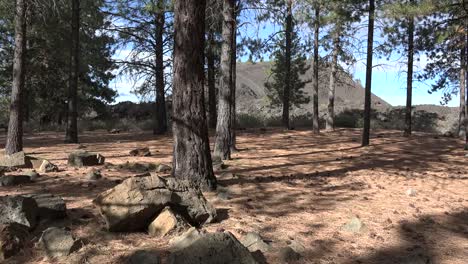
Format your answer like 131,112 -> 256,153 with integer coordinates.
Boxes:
0,128 -> 466,263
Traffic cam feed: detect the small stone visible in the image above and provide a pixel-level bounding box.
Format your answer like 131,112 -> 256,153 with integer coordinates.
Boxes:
148,207 -> 190,237
0,223 -> 29,261
342,217 -> 366,233
86,170 -> 102,181
240,232 -> 271,253
129,147 -> 151,157
38,160 -> 59,173
110,129 -> 121,134
39,227 -> 83,257
406,188 -> 417,197
289,239 -> 306,254
68,151 -> 105,167
156,164 -> 172,173
278,246 -> 301,262
25,170 -> 40,181
127,250 -> 160,264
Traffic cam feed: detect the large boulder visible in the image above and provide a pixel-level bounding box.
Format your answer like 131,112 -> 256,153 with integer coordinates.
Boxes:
0,196 -> 38,229
24,193 -> 67,220
0,151 -> 28,167
93,175 -> 216,232
148,207 -> 190,237
168,232 -> 258,264
39,227 -> 83,258
0,223 -> 29,261
68,151 -> 105,167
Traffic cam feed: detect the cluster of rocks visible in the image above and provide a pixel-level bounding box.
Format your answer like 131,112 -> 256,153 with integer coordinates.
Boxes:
0,194 -> 82,261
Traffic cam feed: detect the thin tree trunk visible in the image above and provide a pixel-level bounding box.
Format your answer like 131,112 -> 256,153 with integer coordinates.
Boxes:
312,5 -> 320,134
6,0 -> 27,155
326,29 -> 339,131
459,41 -> 466,138
213,0 -> 234,160
362,0 -> 375,147
207,30 -> 217,129
230,2 -> 238,151
404,8 -> 415,137
172,0 -> 217,191
282,0 -> 292,129
65,0 -> 80,143
154,0 -> 167,135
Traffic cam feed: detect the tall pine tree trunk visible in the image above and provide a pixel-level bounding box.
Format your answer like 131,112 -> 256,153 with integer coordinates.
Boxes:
459,40 -> 466,138
230,2 -> 238,151
172,0 -> 217,190
312,5 -> 320,134
214,0 -> 234,160
326,29 -> 339,131
282,0 -> 292,130
65,0 -> 80,143
154,0 -> 167,135
6,0 -> 27,155
362,0 -> 375,147
207,30 -> 217,129
404,8 -> 415,137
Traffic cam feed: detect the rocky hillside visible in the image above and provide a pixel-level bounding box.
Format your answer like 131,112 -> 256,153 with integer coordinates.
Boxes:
236,61 -> 391,118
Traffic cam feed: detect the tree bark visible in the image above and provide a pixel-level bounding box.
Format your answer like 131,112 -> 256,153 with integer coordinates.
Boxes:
362,0 -> 375,147
213,0 -> 235,160
207,30 -> 217,130
6,0 -> 27,155
65,0 -> 80,143
230,2 -> 238,151
154,0 -> 167,135
404,7 -> 415,137
282,0 -> 292,130
312,5 -> 320,134
459,40 -> 466,138
172,0 -> 217,191
326,29 -> 339,131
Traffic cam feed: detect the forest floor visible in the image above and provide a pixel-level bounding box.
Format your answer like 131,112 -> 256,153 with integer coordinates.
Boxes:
0,128 -> 467,264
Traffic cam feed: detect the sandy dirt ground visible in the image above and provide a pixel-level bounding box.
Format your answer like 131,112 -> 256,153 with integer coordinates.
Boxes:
0,128 -> 467,264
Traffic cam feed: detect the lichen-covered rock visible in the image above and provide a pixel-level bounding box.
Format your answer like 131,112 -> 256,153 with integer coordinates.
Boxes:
168,232 -> 258,264
39,227 -> 83,257
93,175 -> 216,232
68,151 -> 105,167
0,223 -> 29,261
0,196 -> 38,229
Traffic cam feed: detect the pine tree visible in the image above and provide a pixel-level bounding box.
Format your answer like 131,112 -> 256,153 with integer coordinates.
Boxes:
265,15 -> 310,120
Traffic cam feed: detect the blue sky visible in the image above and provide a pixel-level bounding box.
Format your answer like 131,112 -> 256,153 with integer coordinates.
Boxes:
111,7 -> 461,108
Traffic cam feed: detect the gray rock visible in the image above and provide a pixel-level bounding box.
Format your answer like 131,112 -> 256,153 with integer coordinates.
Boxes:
37,159 -> 59,173
0,151 -> 27,167
86,170 -> 102,181
0,196 -> 38,229
169,227 -> 203,251
240,232 -> 271,253
278,247 -> 301,263
39,227 -> 83,257
93,175 -> 216,232
68,151 -> 105,167
156,164 -> 172,173
342,217 -> 366,233
0,223 -> 29,261
24,193 -> 66,220
25,170 -> 40,181
0,175 -> 31,186
168,232 -> 258,264
127,250 -> 160,264
129,147 -> 151,157
289,239 -> 306,254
